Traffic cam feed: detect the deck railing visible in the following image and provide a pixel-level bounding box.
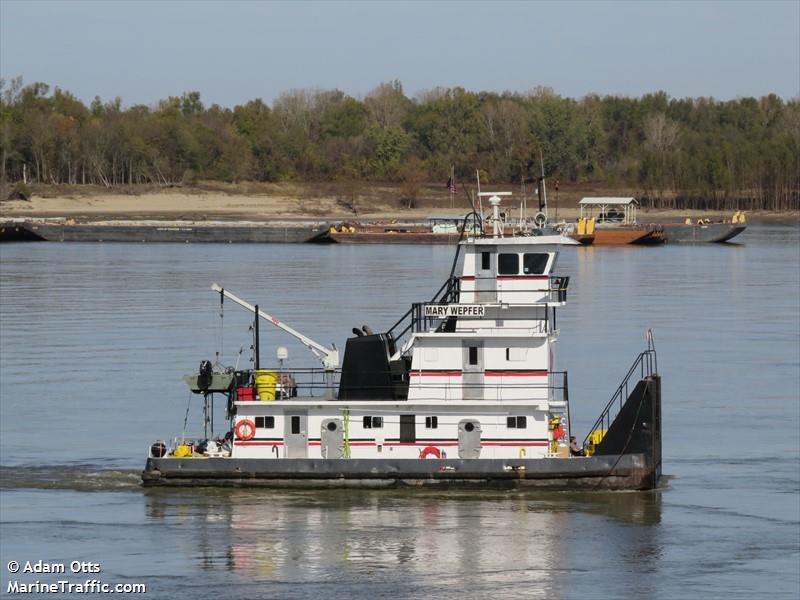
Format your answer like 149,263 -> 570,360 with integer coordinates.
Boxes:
386,275 -> 569,344
387,276 -> 461,343
231,367 -> 570,403
582,330 -> 658,448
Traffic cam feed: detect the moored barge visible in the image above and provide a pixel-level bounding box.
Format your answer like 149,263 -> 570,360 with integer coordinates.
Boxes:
0,218 -> 329,244
142,193 -> 662,490
316,217 -> 480,245
577,198 -> 665,245
661,212 -> 747,243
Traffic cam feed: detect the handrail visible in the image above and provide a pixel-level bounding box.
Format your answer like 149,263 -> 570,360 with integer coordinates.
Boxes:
582,330 -> 657,448
387,276 -> 461,342
231,367 -> 571,402
389,275 -> 567,343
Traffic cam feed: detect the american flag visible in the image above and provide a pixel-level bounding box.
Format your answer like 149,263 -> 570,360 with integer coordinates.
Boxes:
446,176 -> 456,193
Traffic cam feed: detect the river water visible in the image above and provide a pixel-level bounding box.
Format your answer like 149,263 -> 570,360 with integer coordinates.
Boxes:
1,223 -> 798,598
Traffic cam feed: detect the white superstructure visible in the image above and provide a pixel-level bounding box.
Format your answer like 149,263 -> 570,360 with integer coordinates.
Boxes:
227,219 -> 579,462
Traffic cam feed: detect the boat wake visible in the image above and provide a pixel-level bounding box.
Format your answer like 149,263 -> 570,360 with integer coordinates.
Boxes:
0,464 -> 142,492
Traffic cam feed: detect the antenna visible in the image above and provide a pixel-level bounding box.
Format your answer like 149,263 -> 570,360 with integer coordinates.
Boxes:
521,167 -> 527,231
476,170 -> 483,223
539,149 -> 548,219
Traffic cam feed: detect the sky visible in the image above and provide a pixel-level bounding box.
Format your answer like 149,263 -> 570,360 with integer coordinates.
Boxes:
1,0 -> 798,107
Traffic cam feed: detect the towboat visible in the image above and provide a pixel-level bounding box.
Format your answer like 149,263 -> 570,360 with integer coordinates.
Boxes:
142,193 -> 662,490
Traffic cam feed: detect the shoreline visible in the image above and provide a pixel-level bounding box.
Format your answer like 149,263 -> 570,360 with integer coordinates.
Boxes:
1,185 -> 796,224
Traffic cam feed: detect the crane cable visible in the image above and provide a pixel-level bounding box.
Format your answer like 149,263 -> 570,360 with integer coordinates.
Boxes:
181,390 -> 192,442
215,290 -> 224,367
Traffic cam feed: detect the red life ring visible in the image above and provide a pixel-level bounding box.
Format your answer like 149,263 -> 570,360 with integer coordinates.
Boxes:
419,446 -> 442,459
234,419 -> 256,441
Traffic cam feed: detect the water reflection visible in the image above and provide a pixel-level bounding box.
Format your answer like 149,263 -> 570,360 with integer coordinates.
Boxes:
144,489 -> 661,596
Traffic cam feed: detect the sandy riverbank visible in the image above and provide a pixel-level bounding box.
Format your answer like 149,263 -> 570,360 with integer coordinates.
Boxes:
1,183 -> 795,223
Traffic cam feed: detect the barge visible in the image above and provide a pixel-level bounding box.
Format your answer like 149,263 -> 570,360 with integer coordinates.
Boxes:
142,193 -> 662,490
316,216 -> 482,245
0,219 -> 329,244
661,213 -> 747,243
576,198 -> 746,244
577,198 -> 665,245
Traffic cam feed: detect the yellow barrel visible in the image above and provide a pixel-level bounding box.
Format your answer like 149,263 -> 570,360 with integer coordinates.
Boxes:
584,429 -> 608,457
254,370 -> 278,401
589,429 -> 607,445
173,444 -> 193,458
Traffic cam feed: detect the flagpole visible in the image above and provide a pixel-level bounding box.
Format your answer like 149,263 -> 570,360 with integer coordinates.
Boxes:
450,165 -> 454,209
476,169 -> 483,224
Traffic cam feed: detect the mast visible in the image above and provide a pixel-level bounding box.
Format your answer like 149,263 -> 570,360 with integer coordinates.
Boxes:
476,169 -> 484,224
254,304 -> 260,371
539,150 -> 548,220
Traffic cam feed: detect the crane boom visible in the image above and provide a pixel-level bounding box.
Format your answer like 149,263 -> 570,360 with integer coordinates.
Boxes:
211,284 -> 339,370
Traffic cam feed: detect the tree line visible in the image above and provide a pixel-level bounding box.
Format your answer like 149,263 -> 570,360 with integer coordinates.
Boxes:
1,77 -> 797,211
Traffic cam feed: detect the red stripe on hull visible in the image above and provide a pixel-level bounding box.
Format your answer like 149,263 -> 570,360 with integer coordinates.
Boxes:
237,440 -> 549,447
383,442 -> 460,447
410,372 -> 463,377
482,442 -> 549,447
484,371 -> 548,377
496,276 -> 549,281
234,441 -> 284,446
411,371 -> 548,377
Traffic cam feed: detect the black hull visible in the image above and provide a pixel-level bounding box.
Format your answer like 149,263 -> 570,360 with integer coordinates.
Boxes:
0,222 -> 46,241
594,375 -> 662,489
142,453 -> 656,490
663,223 -> 746,243
0,222 -> 329,243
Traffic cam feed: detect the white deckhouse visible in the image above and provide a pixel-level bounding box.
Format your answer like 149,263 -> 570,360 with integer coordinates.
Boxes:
227,195 -> 578,461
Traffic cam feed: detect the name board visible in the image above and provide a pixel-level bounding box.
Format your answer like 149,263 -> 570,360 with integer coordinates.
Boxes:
424,304 -> 485,318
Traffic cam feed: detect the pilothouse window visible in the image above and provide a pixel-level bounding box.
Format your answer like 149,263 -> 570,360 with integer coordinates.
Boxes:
425,416 -> 438,429
498,253 -> 519,275
481,252 -> 491,270
523,253 -> 550,275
